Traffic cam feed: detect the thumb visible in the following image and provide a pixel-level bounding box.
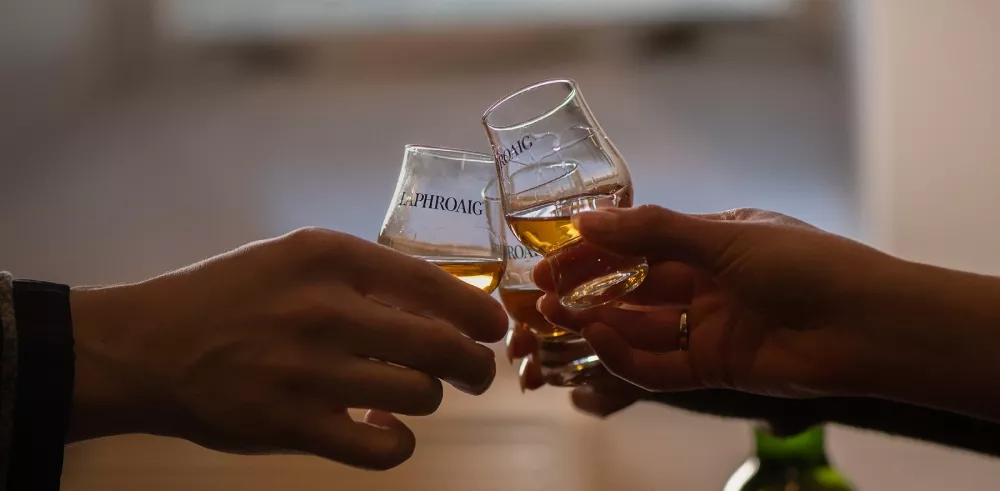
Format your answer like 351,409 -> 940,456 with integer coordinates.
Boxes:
571,205 -> 744,273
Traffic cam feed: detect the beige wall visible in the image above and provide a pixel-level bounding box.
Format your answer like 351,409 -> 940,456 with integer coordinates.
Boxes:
0,0 -> 99,151
0,0 -> 159,154
858,0 -> 1000,273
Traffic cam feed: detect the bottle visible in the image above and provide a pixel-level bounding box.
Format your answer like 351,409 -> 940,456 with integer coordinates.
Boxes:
724,425 -> 853,491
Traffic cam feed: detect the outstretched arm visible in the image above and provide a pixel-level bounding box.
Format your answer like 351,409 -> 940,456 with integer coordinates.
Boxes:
531,206 -> 1000,423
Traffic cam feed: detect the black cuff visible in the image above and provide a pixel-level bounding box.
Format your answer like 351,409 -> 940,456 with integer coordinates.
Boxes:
644,389 -> 1000,457
644,390 -> 824,436
817,398 -> 1000,457
6,281 -> 74,491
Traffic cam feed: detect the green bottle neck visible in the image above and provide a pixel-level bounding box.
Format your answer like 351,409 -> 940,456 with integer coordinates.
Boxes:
754,425 -> 829,465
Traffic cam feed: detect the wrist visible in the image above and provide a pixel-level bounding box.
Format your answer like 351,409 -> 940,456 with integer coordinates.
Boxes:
855,258 -> 1000,420
69,286 -> 171,441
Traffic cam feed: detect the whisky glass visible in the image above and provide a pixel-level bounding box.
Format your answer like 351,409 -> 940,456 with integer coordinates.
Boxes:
486,183 -> 603,386
378,145 -> 506,293
483,78 -> 648,310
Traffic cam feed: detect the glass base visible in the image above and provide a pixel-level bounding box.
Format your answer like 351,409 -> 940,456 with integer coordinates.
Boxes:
541,354 -> 605,387
558,264 -> 649,310
537,336 -> 604,387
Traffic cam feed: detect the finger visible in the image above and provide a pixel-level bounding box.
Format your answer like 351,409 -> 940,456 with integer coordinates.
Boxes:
346,299 -> 498,396
612,261 -> 696,307
518,356 -> 545,392
505,322 -> 539,362
295,357 -> 445,416
582,324 -> 701,392
531,257 -> 557,293
293,411 -> 416,470
538,297 -> 683,351
533,259 -> 696,305
570,205 -> 751,274
349,360 -> 445,416
584,372 -> 646,394
571,383 -> 641,418
344,238 -> 509,343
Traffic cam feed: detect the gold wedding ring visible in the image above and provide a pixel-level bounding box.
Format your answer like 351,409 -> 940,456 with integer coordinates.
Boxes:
678,312 -> 690,351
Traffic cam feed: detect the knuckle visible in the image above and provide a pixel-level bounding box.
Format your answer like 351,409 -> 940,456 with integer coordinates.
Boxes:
285,226 -> 332,248
632,203 -> 663,217
630,204 -> 667,226
723,207 -> 765,221
284,227 -> 356,262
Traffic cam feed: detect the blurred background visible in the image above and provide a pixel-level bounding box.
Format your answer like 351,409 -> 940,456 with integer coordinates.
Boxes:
2,0 -> 999,489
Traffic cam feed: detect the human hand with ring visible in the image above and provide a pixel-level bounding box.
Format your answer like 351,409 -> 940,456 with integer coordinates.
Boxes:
531,205 -> 1000,425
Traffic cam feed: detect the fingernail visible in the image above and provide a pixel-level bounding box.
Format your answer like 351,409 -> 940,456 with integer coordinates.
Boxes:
504,330 -> 516,365
517,358 -> 531,393
483,357 -> 497,392
572,210 -> 618,233
456,355 -> 497,395
364,409 -> 397,427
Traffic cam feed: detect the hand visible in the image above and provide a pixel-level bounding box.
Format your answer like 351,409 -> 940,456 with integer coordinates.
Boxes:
506,320 -> 818,432
69,228 -> 509,470
512,314 -> 1000,454
532,206 -> 911,399
503,321 -> 545,392
504,321 -> 641,416
509,275 -> 1000,450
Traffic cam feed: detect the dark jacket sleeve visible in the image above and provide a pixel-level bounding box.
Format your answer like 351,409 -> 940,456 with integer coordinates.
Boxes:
0,272 -> 75,491
646,390 -> 1000,457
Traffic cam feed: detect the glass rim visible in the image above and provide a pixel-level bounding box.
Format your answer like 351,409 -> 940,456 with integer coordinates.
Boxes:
482,79 -> 578,132
404,144 -> 494,165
